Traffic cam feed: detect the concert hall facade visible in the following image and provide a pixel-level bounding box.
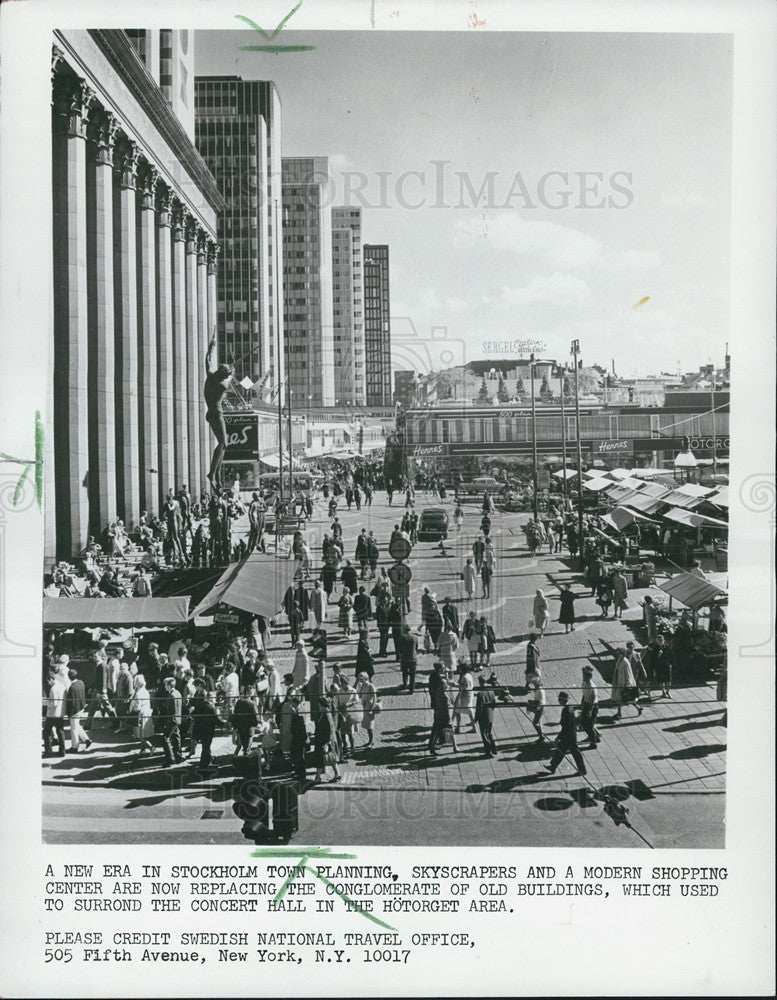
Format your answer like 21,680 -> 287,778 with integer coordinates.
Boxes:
48,29 -> 225,563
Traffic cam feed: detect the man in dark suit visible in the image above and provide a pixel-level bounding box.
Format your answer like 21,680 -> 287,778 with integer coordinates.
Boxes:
155,676 -> 183,765
189,686 -> 219,769
474,677 -> 498,757
427,662 -> 458,756
544,692 -> 587,776
525,635 -> 541,682
441,597 -> 459,636
398,625 -> 418,693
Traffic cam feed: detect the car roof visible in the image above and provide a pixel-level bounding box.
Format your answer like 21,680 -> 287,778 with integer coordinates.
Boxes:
421,507 -> 447,516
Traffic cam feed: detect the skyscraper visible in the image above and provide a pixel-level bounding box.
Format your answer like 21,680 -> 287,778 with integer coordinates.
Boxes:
194,77 -> 284,388
282,157 -> 335,408
363,244 -> 392,407
331,206 -> 365,406
125,30 -> 196,139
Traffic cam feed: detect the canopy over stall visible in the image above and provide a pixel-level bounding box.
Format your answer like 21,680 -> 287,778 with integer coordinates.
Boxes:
189,552 -> 299,620
605,506 -> 659,530
552,468 -> 578,479
583,478 -> 613,492
657,572 -> 726,610
663,508 -> 729,529
43,597 -> 190,627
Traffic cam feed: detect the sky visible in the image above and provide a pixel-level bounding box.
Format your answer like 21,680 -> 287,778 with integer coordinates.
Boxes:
195,30 -> 733,377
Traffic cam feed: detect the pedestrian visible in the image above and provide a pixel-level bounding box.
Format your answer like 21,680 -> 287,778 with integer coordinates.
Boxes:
472,535 -> 485,572
481,561 -> 493,598
366,531 -> 379,578
641,595 -> 658,639
463,611 -> 480,669
526,672 -> 546,743
355,630 -> 375,680
313,697 -> 341,783
289,697 -> 309,787
525,633 -> 541,682
355,672 -> 378,746
155,676 -> 183,765
288,601 -> 304,647
129,674 -> 155,757
595,577 -> 613,618
398,624 -> 418,693
189,684 -> 219,768
231,687 -> 260,756
375,597 -> 391,657
428,662 -> 458,756
533,589 -> 549,633
474,677 -> 498,757
114,660 -> 134,734
544,692 -> 587,776
612,569 -> 629,618
310,580 -> 326,628
453,665 -> 477,733
579,666 -> 601,746
453,503 -> 464,533
310,627 -> 328,665
611,648 -> 642,720
558,583 -> 577,633
292,641 -> 311,691
479,616 -> 496,669
441,596 -> 459,636
64,668 -> 90,753
438,623 -> 459,678
625,641 -> 649,699
320,560 -> 338,604
338,587 -> 354,638
651,634 -> 673,698
716,665 -> 727,725
353,586 -> 372,628
388,600 -> 403,661
463,558 -> 477,600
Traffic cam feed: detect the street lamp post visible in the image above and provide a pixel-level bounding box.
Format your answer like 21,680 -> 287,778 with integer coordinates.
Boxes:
273,198 -> 284,511
710,370 -> 717,475
571,340 -> 585,560
286,386 -> 294,499
530,355 -> 539,520
559,365 -> 568,501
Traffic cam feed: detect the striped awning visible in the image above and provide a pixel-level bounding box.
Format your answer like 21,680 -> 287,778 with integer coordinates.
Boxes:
664,507 -> 729,528
43,597 -> 190,626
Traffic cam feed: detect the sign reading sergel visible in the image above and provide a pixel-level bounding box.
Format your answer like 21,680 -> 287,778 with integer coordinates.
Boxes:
594,439 -> 633,454
224,413 -> 260,460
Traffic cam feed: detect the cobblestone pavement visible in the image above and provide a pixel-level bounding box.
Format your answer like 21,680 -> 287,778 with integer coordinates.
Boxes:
44,493 -> 726,816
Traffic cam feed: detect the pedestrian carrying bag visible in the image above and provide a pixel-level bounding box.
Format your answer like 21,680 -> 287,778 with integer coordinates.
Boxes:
423,631 -> 432,652
439,725 -> 454,746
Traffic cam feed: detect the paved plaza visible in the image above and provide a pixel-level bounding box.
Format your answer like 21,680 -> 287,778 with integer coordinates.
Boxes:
43,491 -> 726,847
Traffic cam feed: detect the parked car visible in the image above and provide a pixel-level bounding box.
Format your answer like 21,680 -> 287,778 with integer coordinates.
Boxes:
417,507 -> 450,541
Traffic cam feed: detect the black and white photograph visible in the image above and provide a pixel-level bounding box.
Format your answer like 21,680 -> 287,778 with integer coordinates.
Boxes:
40,23 -> 735,849
0,1 -> 774,996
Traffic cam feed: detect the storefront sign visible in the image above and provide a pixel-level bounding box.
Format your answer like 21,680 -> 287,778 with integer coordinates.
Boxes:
224,413 -> 260,461
593,438 -> 633,455
413,444 -> 449,457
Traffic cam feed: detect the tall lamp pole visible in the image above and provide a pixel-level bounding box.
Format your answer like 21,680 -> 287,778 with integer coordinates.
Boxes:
559,366 -> 568,501
710,368 -> 717,475
286,387 -> 294,498
274,198 -> 284,510
571,340 -> 585,559
530,355 -> 539,520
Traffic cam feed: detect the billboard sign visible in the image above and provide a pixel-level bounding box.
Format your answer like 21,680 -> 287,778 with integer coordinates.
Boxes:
224,413 -> 260,461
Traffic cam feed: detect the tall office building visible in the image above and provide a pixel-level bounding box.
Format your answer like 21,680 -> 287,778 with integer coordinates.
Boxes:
331,206 -> 366,407
282,157 -> 335,408
125,30 -> 196,139
363,244 -> 392,407
194,77 -> 284,387
49,30 -> 223,562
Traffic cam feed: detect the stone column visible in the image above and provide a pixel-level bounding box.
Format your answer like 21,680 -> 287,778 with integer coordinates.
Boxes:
205,240 -> 219,484
185,215 -> 201,495
86,107 -> 118,536
155,186 -> 175,510
197,231 -> 210,493
52,74 -> 92,558
137,161 -> 159,515
113,135 -> 141,528
171,200 -> 189,489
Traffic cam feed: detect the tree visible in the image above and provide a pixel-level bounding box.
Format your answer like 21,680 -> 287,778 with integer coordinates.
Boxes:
539,374 -> 554,402
477,377 -> 490,402
562,375 -> 572,397
497,375 -> 510,403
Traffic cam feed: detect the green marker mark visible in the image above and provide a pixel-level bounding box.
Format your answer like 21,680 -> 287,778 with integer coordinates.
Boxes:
250,847 -> 398,932
235,5 -> 316,53
0,409 -> 44,510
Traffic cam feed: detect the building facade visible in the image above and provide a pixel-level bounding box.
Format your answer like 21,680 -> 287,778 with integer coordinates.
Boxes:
194,77 -> 284,388
49,29 -> 224,563
125,30 -> 196,140
282,157 -> 335,408
363,244 -> 392,407
331,206 -> 365,406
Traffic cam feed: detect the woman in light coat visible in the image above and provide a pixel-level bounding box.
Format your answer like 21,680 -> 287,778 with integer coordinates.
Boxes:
453,666 -> 476,733
533,589 -> 549,634
355,672 -> 378,747
611,649 -> 642,721
129,673 -> 154,756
